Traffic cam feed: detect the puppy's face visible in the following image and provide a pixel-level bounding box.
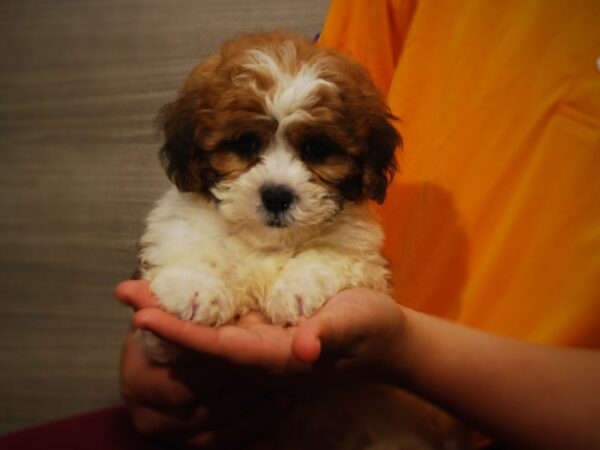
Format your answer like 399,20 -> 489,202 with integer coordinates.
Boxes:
160,32 -> 400,234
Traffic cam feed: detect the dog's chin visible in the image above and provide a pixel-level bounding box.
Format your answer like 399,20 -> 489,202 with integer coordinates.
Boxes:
265,218 -> 289,228
263,212 -> 293,229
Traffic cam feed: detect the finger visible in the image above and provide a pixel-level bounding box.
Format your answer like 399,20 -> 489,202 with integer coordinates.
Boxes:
292,290 -> 372,364
134,308 -> 302,372
115,279 -> 157,310
134,308 -> 224,355
121,331 -> 198,408
291,324 -> 322,364
127,401 -> 208,437
183,431 -> 216,448
170,364 -> 241,404
292,307 -> 352,364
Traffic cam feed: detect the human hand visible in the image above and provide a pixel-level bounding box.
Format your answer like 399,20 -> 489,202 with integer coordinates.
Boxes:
118,280 -> 408,381
116,281 -> 289,449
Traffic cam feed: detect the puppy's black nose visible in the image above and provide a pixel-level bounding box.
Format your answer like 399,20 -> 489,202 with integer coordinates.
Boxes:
261,186 -> 294,213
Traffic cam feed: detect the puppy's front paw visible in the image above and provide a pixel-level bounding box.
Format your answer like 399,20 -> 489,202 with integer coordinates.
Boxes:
150,267 -> 236,326
265,273 -> 337,326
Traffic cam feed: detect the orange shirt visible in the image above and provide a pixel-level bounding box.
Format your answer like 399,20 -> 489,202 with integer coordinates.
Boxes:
320,0 -> 600,347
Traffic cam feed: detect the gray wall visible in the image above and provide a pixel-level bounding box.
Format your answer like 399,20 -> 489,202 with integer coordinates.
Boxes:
0,0 -> 329,434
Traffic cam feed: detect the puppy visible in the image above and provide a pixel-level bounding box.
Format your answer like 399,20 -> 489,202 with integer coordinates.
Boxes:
138,32 -> 470,449
139,31 -> 398,332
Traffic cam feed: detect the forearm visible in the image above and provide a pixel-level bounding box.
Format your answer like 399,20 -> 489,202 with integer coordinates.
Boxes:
396,308 -> 600,449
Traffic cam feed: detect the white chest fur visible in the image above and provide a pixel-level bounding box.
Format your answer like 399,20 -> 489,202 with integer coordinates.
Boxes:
139,188 -> 390,326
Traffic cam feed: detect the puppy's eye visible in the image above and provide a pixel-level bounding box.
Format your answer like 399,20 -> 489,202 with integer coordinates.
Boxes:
301,136 -> 337,163
232,132 -> 261,159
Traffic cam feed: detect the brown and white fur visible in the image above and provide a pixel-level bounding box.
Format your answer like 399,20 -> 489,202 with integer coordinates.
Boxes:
138,32 -> 470,449
139,32 -> 399,329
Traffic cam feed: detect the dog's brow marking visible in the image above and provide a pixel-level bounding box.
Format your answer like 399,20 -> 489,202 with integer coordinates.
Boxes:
243,46 -> 336,122
270,65 -> 331,119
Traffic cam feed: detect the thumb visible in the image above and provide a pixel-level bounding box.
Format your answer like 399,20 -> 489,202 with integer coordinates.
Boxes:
291,288 -> 394,365
292,320 -> 322,364
292,307 -> 355,365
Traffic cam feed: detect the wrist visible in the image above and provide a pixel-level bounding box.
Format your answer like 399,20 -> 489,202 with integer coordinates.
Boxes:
383,306 -> 423,386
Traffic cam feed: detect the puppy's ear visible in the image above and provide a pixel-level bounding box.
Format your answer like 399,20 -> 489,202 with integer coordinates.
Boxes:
158,56 -> 221,194
158,92 -> 204,192
362,109 -> 401,204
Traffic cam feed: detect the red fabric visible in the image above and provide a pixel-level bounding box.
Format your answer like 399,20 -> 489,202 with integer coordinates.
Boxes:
0,406 -> 163,450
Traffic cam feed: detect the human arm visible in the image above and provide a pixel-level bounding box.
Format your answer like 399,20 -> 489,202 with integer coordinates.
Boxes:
125,281 -> 600,449
395,308 -> 600,449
